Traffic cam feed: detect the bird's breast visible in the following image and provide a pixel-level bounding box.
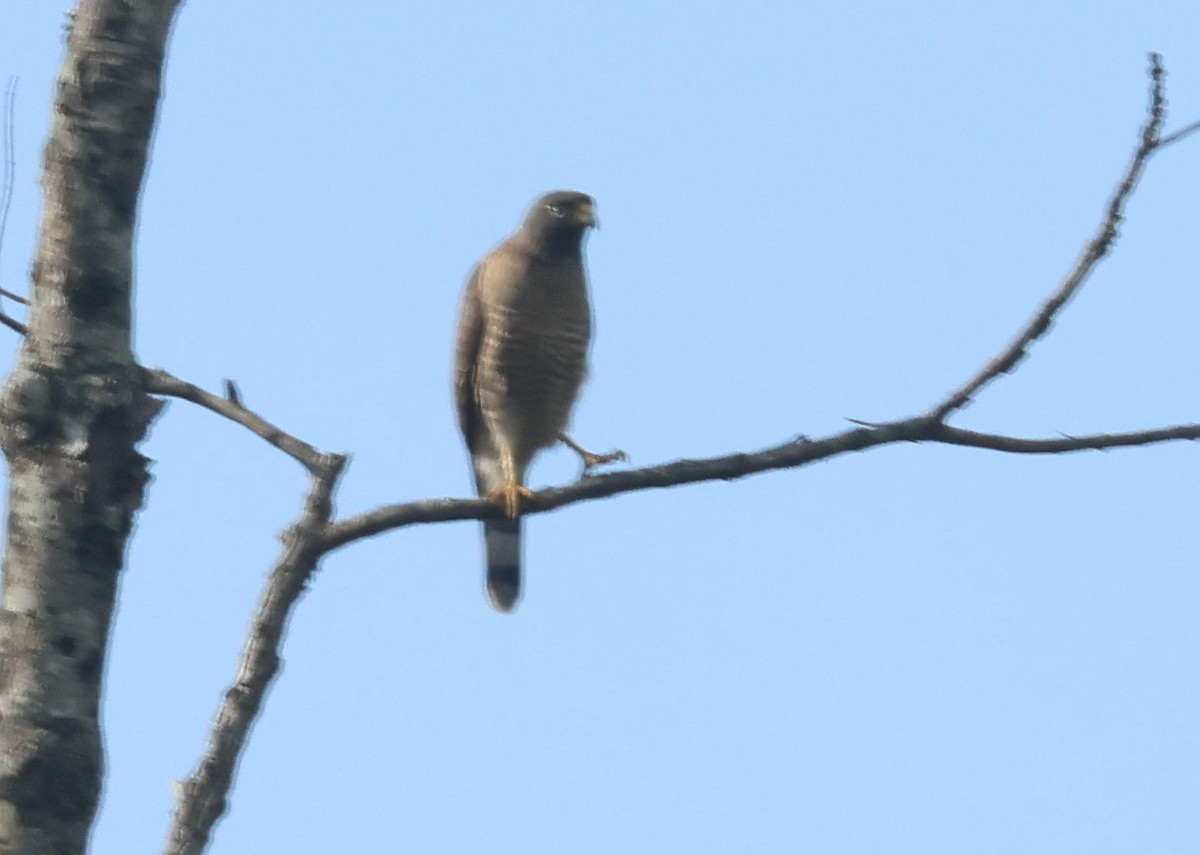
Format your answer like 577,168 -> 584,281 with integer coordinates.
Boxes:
480,274 -> 592,452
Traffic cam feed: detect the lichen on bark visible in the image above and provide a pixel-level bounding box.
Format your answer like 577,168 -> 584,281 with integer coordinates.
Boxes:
0,3 -> 181,854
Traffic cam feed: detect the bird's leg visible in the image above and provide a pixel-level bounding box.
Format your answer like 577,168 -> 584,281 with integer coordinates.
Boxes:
485,445 -> 534,519
558,432 -> 627,475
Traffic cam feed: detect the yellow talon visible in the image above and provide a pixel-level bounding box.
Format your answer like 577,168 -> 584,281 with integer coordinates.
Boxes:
486,481 -> 534,519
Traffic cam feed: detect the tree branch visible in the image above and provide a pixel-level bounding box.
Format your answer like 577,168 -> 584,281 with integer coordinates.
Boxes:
0,311 -> 25,335
143,365 -> 349,855
162,452 -> 346,855
1158,117 -> 1200,148
929,53 -> 1173,422
933,423 -> 1200,454
318,420 -> 922,549
318,418 -> 1200,550
141,367 -> 329,473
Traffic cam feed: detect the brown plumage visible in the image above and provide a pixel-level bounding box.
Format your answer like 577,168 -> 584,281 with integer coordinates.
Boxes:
454,191 -> 598,612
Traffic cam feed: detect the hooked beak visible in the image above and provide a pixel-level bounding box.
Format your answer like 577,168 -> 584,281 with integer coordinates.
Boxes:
575,201 -> 598,229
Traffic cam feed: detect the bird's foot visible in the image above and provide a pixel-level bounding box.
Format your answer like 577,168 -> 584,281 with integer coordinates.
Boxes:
486,481 -> 534,519
558,432 -> 627,475
578,448 -> 627,473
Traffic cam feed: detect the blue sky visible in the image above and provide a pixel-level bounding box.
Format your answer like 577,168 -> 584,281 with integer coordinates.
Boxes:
2,3 -> 1198,854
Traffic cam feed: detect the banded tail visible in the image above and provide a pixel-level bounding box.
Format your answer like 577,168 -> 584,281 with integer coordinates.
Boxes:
484,518 -> 521,611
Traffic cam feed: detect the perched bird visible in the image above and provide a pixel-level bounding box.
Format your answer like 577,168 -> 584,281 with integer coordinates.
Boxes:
454,190 -> 621,612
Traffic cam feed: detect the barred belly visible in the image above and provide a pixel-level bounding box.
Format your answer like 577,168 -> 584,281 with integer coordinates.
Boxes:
500,321 -> 589,460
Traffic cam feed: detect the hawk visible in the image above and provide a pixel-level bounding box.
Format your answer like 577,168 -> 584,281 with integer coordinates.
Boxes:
454,191 -> 621,612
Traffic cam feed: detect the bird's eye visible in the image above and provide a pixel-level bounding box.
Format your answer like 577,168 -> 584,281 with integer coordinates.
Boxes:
544,204 -> 565,218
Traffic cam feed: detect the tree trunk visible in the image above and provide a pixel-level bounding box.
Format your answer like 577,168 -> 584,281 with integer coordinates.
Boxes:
0,3 -> 180,853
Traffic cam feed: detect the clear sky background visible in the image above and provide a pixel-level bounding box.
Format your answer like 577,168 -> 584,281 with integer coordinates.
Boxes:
2,3 -> 1198,854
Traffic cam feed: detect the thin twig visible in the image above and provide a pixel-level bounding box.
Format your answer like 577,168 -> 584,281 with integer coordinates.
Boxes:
1158,118 -> 1200,148
934,423 -> 1200,453
0,312 -> 26,335
929,53 -> 1172,422
0,77 -> 16,288
140,367 -> 328,473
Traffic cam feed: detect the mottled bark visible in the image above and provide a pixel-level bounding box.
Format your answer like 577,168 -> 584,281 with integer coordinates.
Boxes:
0,3 -> 180,854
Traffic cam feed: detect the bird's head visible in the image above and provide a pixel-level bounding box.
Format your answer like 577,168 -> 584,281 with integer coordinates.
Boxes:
523,190 -> 597,248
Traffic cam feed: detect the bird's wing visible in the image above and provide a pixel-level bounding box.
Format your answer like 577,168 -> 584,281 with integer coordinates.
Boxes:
453,262 -> 485,451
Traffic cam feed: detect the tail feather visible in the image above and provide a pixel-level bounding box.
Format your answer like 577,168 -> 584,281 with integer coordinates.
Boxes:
484,518 -> 521,612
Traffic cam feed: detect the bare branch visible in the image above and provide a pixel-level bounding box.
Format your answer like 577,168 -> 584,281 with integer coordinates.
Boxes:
163,452 -> 346,855
0,79 -> 25,326
140,370 -> 348,854
934,423 -> 1200,453
141,367 -> 329,473
929,53 -> 1172,422
0,312 -> 26,335
0,76 -> 16,284
317,420 -> 919,549
319,416 -> 1198,551
1158,118 -> 1200,148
